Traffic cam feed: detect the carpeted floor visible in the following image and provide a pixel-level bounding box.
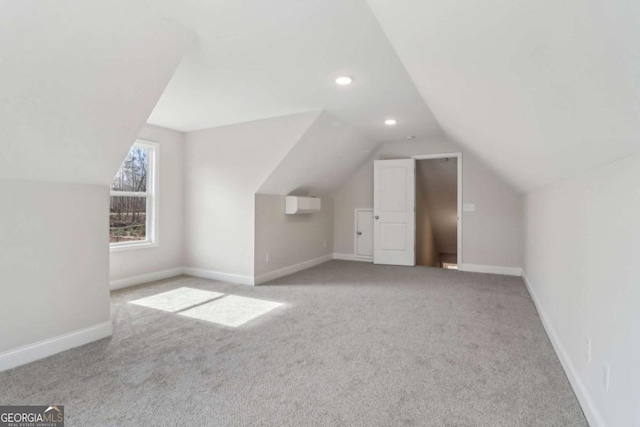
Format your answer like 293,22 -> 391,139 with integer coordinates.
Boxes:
0,261 -> 587,426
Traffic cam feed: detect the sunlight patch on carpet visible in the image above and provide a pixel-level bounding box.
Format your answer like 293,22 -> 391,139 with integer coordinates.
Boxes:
178,295 -> 284,327
130,287 -> 223,312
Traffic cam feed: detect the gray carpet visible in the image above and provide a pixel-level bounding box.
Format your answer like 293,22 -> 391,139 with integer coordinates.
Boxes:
0,261 -> 587,426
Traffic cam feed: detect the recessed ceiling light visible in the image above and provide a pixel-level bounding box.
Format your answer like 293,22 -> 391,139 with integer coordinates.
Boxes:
335,76 -> 353,85
384,118 -> 397,126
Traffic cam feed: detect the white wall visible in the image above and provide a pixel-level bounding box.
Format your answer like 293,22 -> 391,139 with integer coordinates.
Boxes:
254,195 -> 334,281
184,112 -> 319,279
0,181 -> 110,354
524,154 -> 640,427
109,125 -> 185,286
334,137 -> 523,269
0,1 -> 192,370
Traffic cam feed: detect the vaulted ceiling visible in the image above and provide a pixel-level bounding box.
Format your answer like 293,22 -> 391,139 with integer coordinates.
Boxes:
3,0 -> 636,195
146,0 -> 639,193
366,0 -> 640,191
0,0 -> 193,185
258,111 -> 380,196
144,0 -> 441,142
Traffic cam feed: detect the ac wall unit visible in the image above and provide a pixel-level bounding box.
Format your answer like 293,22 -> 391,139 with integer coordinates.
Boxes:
285,196 -> 321,214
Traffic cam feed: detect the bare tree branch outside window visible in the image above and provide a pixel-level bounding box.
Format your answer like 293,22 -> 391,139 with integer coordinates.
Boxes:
110,146 -> 150,243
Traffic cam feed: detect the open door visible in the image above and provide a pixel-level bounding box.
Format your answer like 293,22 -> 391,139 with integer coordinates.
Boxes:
373,159 -> 416,266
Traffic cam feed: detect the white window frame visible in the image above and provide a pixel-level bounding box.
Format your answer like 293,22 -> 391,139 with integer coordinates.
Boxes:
110,140 -> 159,252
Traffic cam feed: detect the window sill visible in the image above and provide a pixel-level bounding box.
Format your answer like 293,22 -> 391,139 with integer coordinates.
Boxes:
110,241 -> 159,252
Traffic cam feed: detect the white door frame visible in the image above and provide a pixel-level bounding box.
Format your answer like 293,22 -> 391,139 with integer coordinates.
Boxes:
412,152 -> 463,267
354,208 -> 374,261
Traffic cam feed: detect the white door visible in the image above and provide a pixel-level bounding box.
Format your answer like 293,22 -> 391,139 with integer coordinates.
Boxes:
355,209 -> 374,258
373,159 -> 416,266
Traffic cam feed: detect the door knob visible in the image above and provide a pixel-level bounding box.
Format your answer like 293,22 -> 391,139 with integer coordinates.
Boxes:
357,231 -> 362,236
374,216 -> 379,220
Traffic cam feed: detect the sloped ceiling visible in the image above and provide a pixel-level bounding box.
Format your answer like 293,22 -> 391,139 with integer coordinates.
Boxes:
366,0 -> 640,192
257,111 -> 379,196
144,0 -> 441,142
185,110 -> 322,195
0,0 -> 193,185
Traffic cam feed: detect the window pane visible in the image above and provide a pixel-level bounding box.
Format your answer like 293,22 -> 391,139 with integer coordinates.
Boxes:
110,196 -> 147,243
111,146 -> 149,192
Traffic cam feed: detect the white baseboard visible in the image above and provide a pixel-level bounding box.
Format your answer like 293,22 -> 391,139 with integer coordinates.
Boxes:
332,257 -> 520,277
522,272 -> 604,427
110,261 -> 520,291
110,267 -> 184,290
183,267 -> 255,286
0,321 -> 112,372
460,263 -> 522,276
332,253 -> 373,263
113,255 -> 334,288
255,254 -> 333,285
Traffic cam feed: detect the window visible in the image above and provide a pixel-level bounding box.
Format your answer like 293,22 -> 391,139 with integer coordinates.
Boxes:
109,141 -> 158,249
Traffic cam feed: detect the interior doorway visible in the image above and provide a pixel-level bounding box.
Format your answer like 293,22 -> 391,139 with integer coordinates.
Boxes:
413,153 -> 461,269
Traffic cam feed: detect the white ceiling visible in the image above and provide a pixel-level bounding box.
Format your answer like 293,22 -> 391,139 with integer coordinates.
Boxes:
144,0 -> 441,142
6,0 -> 633,194
258,111 -> 380,196
0,0 -> 192,185
366,0 -> 640,192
